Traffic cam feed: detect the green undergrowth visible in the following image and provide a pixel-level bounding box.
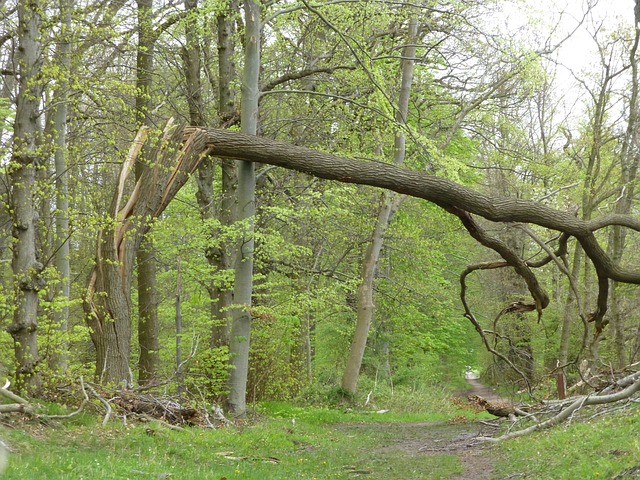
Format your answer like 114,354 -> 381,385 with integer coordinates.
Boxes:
495,405 -> 640,479
1,399 -> 476,480
258,401 -> 457,425
15,390 -> 640,479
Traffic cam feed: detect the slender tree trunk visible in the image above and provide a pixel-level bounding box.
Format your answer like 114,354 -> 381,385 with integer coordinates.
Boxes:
185,0 -> 237,348
8,0 -> 45,392
558,245 -> 583,365
135,0 -> 160,385
607,11 -> 640,369
175,257 -> 184,392
212,5 -> 238,347
50,0 -> 72,373
340,18 -> 417,395
341,193 -> 398,394
0,50 -> 15,296
226,0 -> 260,416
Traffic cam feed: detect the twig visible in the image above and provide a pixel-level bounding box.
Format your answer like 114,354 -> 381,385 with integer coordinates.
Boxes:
85,383 -> 112,427
43,377 -> 90,420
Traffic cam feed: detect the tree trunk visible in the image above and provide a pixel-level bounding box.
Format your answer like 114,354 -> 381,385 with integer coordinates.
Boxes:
226,0 -> 260,416
185,0 -> 237,348
50,0 -> 72,374
341,193 -> 397,395
85,125 -> 209,385
8,0 -> 44,392
607,13 -> 640,369
558,244 -> 583,365
135,0 -> 160,385
175,257 -> 184,392
340,17 -> 417,396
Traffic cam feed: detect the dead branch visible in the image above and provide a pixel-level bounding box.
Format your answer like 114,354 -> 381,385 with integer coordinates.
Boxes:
482,377 -> 640,441
85,383 -> 112,426
0,379 -> 33,415
0,404 -> 31,414
0,379 -> 29,405
600,369 -> 640,394
42,377 -> 90,421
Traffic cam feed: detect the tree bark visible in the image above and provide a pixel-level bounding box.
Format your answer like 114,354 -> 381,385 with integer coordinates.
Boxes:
50,0 -> 72,374
607,11 -> 640,369
85,125 -> 209,385
226,0 -> 260,416
8,0 -> 45,392
135,0 -> 160,385
559,245 -> 583,365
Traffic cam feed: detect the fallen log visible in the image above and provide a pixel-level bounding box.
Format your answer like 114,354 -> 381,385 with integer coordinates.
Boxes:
468,395 -> 530,419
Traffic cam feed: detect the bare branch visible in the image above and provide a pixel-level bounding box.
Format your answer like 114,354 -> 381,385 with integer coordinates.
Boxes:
261,66 -> 356,93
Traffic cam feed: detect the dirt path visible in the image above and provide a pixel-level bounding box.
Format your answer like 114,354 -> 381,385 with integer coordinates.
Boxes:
336,378 -> 512,479
379,377 -> 508,479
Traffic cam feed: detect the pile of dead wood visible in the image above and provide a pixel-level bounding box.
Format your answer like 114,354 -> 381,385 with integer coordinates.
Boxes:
114,392 -> 199,425
0,377 -> 232,429
466,368 -> 640,441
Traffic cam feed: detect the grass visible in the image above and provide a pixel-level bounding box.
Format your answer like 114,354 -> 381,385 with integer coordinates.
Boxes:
1,404 -> 467,480
4,393 -> 638,479
494,405 -> 640,479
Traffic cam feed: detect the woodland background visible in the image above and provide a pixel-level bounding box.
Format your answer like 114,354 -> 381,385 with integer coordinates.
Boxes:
1,0 -> 640,417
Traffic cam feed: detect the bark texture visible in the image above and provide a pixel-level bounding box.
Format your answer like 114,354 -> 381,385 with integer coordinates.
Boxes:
200,128 -> 640,332
226,0 -> 260,416
8,0 -> 44,392
51,0 -> 72,373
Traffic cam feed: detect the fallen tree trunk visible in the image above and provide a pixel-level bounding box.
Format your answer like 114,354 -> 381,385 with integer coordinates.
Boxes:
199,128 -> 640,333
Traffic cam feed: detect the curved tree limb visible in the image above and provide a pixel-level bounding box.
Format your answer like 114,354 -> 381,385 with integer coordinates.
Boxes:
196,127 -> 640,334
445,206 -> 549,313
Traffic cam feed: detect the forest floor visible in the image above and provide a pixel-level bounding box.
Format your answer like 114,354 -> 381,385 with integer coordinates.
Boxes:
334,378 -> 508,480
337,419 -> 501,479
3,377 -> 640,479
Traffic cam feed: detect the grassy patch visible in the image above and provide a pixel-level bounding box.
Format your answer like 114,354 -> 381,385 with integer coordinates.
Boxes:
1,404 -> 471,480
494,406 -> 640,479
258,400 -> 457,425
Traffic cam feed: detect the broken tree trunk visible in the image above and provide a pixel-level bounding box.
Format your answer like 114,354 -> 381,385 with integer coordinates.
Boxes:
84,124 -> 209,386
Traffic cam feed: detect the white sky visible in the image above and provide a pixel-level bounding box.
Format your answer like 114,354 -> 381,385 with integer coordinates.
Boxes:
489,0 -> 636,124
498,0 -> 634,67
